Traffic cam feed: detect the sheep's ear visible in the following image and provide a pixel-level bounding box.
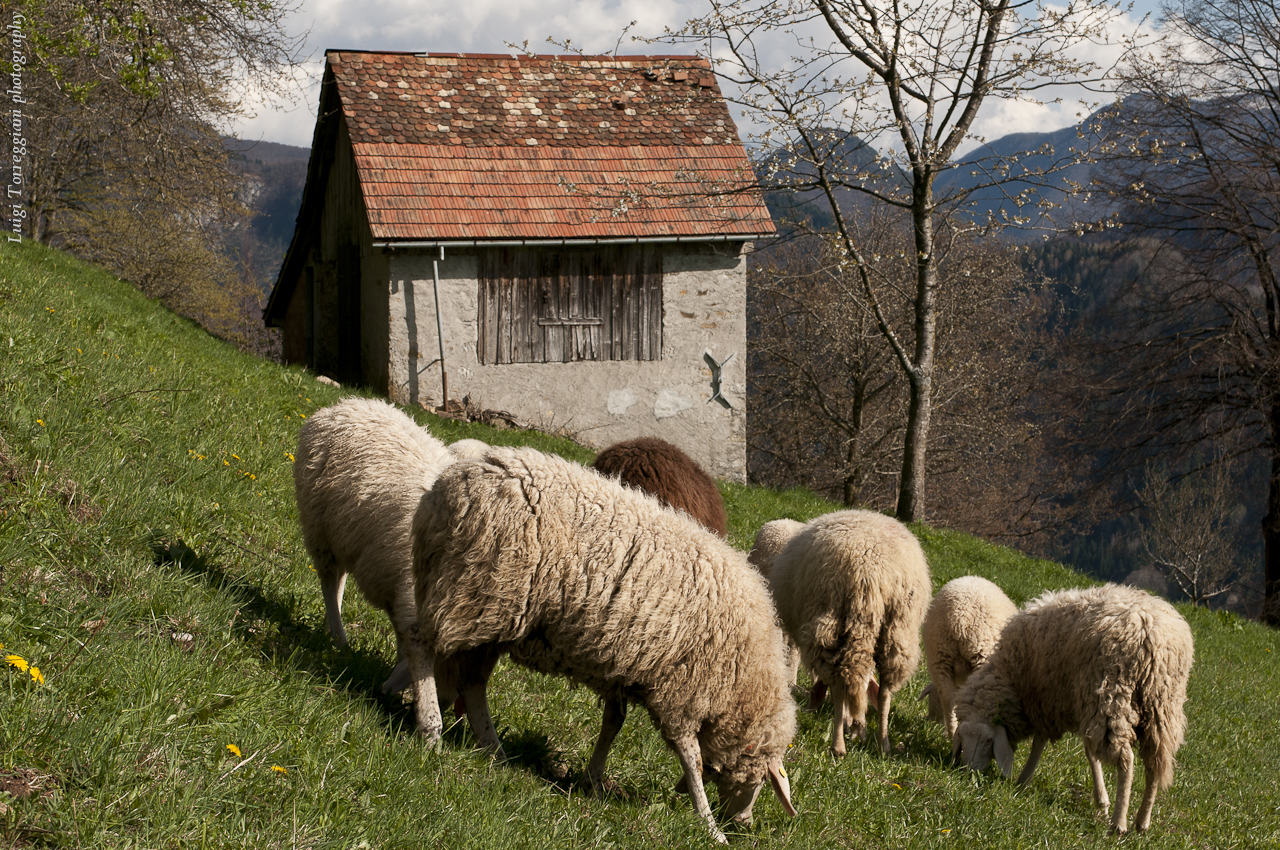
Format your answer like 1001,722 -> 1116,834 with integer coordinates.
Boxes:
919,682 -> 934,702
767,760 -> 797,817
994,726 -> 1016,779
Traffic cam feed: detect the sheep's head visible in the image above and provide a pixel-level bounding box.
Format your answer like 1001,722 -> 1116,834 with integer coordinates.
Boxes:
706,754 -> 796,824
952,720 -> 1015,778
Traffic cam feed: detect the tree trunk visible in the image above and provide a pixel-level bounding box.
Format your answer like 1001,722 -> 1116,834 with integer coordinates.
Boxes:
896,188 -> 938,522
843,374 -> 867,506
1264,418 -> 1280,626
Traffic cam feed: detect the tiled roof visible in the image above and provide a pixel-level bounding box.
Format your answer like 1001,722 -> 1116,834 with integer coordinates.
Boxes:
327,51 -> 773,241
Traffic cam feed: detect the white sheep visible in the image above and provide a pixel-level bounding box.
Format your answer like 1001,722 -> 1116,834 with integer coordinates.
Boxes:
448,438 -> 491,459
769,508 -> 930,757
951,583 -> 1194,835
748,519 -> 806,686
920,576 -> 1018,738
293,397 -> 454,694
407,447 -> 797,843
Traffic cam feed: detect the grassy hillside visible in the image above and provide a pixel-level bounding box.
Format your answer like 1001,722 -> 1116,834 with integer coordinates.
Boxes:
1,239 -> 1277,848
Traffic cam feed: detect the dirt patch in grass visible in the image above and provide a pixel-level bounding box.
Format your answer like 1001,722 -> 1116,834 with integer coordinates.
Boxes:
0,767 -> 58,802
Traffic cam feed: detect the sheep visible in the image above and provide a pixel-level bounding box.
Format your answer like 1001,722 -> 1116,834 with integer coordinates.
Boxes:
407,447 -> 797,843
769,508 -> 930,757
749,519 -> 882,713
449,438 -> 491,460
919,576 -> 1018,739
951,583 -> 1194,835
591,437 -> 728,537
293,397 -> 455,694
748,519 -> 806,686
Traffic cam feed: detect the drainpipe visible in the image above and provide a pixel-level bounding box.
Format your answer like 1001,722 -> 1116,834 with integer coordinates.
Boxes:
432,245 -> 449,409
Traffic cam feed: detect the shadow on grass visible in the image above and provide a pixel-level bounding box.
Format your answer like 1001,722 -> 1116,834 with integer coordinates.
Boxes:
146,531 -> 650,800
147,533 -> 419,736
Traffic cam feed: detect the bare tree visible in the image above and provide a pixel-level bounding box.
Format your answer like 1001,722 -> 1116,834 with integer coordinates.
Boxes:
1083,0 -> 1280,624
750,216 -> 1064,542
664,0 -> 1129,521
1136,458 -> 1249,608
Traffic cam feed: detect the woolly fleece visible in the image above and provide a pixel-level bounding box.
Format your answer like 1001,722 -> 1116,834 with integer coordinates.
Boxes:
770,508 -> 931,755
411,447 -> 796,837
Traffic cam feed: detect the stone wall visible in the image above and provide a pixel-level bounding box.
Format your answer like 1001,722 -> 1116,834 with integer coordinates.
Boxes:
383,242 -> 749,482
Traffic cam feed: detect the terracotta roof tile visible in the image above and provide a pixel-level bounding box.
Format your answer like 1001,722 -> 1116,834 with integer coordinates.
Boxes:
325,51 -> 773,241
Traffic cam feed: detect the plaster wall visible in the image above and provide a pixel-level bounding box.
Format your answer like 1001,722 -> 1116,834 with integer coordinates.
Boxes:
382,243 -> 748,482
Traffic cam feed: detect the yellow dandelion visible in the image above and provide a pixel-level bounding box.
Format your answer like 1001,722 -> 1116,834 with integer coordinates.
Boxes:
223,460 -> 229,467
5,654 -> 29,673
232,454 -> 240,460
36,419 -> 44,427
77,348 -> 82,354
286,452 -> 294,462
249,474 -> 256,480
271,765 -> 287,775
300,413 -> 306,418
29,666 -> 43,686
226,743 -> 242,758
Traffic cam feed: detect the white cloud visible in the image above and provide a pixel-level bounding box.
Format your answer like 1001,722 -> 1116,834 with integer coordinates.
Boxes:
232,0 -> 1164,151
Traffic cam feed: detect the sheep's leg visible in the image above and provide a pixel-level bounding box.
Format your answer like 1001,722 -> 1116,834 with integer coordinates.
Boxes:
457,648 -> 506,760
670,734 -> 727,845
1016,735 -> 1048,786
319,570 -> 348,647
875,677 -> 893,755
405,626 -> 442,747
585,697 -> 627,792
1133,756 -> 1160,833
1109,746 -> 1134,836
1084,743 -> 1110,814
829,677 -> 848,757
381,624 -> 412,694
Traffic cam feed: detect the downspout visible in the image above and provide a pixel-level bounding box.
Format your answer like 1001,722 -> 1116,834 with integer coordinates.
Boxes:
432,245 -> 449,408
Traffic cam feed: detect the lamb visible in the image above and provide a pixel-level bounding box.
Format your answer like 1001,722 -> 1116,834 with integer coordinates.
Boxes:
919,576 -> 1018,739
408,447 -> 797,843
951,583 -> 1194,835
591,436 -> 728,537
293,397 -> 455,694
769,508 -> 931,757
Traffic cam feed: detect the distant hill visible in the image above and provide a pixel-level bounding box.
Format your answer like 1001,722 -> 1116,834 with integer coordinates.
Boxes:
758,110 -> 1111,232
223,138 -> 310,295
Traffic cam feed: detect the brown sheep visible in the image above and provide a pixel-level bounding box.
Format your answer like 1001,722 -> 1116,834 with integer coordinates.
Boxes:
591,437 -> 728,537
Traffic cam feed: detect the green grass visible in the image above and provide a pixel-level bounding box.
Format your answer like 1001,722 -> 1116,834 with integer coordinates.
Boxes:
1,238 -> 1277,848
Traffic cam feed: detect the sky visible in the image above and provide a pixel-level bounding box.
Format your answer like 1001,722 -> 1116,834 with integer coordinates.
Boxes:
232,0 -> 1166,152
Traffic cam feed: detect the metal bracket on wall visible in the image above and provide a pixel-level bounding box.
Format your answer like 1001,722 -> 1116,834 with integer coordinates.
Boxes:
704,350 -> 735,409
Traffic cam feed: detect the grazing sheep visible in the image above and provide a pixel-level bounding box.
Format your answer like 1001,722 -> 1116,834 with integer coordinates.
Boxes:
770,509 -> 931,756
408,447 -> 796,843
591,437 -> 728,537
748,520 -> 806,686
449,438 -> 491,460
951,583 -> 1194,835
920,576 -> 1018,738
294,397 -> 454,694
